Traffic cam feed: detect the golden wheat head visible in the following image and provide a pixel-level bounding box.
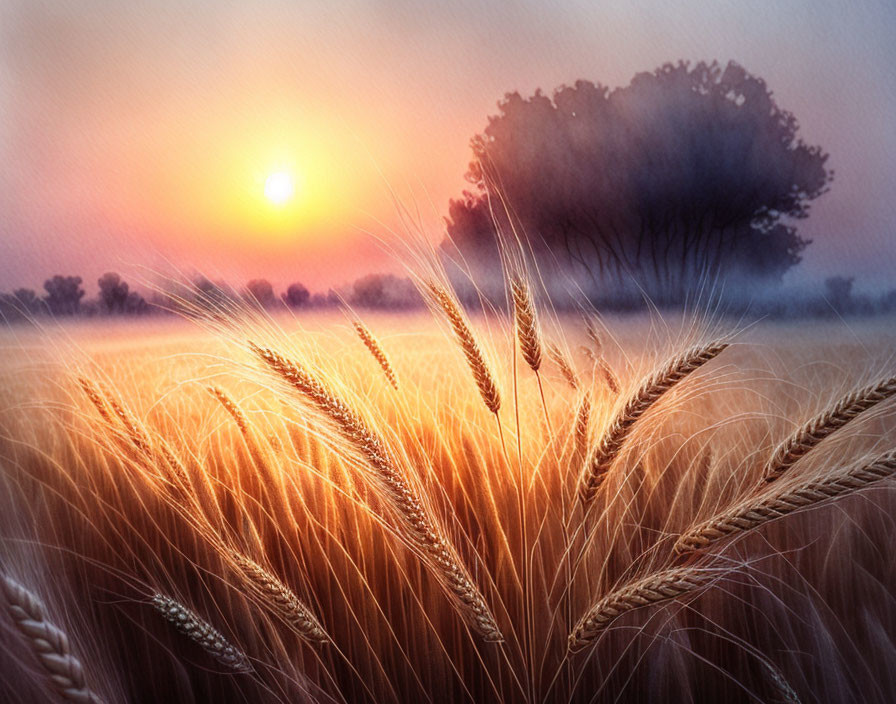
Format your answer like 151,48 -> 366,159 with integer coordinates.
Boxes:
151,593 -> 251,672
352,320 -> 399,389
230,552 -> 330,645
547,343 -> 579,389
764,375 -> 896,483
510,276 -> 542,373
250,342 -> 503,642
208,385 -> 250,433
574,393 -> 592,459
425,282 -> 501,415
577,340 -> 729,505
569,567 -> 720,651
676,448 -> 896,554
596,357 -> 620,394
2,574 -> 105,703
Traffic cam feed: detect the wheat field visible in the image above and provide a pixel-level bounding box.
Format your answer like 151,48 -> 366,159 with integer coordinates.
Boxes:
1,304 -> 895,703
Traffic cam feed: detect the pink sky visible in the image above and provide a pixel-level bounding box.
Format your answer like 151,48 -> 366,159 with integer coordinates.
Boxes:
1,0 -> 895,296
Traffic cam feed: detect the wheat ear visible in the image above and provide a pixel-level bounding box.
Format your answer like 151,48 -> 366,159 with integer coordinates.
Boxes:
759,655 -> 801,704
352,320 -> 399,389
764,375 -> 896,482
426,282 -> 501,415
510,277 -> 542,373
1,574 -> 105,703
77,377 -> 114,425
569,567 -> 719,651
577,341 -> 728,505
251,343 -> 503,642
596,357 -> 620,394
208,385 -> 250,434
574,393 -> 592,459
584,317 -> 603,355
230,552 -> 330,645
79,377 -> 192,494
675,448 -> 896,554
104,394 -> 154,455
548,343 -> 579,390
151,593 -> 251,672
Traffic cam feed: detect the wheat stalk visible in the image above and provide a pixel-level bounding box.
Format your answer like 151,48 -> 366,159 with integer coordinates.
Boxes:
596,357 -> 620,395
510,277 -> 542,373
103,393 -> 153,455
577,341 -> 729,505
675,448 -> 896,554
1,574 -> 105,703
584,317 -> 603,356
547,343 -> 579,390
574,393 -> 591,459
79,377 -> 192,496
764,375 -> 896,482
759,655 -> 801,704
569,567 -> 720,651
208,385 -> 250,434
352,320 -> 399,389
151,593 -> 251,672
77,377 -> 114,425
230,552 -> 330,645
251,343 -> 503,641
425,282 -> 501,415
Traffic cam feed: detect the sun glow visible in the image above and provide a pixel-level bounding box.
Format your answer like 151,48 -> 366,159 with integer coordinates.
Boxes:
264,171 -> 295,205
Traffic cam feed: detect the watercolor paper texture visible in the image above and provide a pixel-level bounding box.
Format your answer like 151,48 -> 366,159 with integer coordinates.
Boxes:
1,2 -> 894,702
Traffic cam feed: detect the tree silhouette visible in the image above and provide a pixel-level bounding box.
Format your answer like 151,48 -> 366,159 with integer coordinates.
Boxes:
125,291 -> 149,315
351,274 -> 421,309
244,279 -> 277,308
193,277 -> 236,311
282,282 -> 310,309
98,272 -> 130,314
43,275 -> 85,315
447,60 -> 833,302
13,289 -> 44,315
0,289 -> 45,322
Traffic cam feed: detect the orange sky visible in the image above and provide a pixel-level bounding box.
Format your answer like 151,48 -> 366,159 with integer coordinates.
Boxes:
2,0 -> 895,296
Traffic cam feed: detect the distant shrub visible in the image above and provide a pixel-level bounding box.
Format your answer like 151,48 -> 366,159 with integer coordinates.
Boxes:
350,274 -> 422,310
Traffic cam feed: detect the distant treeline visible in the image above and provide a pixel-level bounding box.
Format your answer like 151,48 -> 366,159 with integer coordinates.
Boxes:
2,271 -> 895,324
0,272 -> 424,323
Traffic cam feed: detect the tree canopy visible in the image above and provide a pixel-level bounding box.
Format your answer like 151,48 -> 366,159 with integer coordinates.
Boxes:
446,61 -> 832,302
43,275 -> 85,315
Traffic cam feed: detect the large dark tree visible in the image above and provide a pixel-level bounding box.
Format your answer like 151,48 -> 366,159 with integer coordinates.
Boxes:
446,61 -> 832,301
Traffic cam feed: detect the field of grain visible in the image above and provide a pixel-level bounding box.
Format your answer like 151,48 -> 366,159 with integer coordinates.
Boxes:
1,307 -> 895,703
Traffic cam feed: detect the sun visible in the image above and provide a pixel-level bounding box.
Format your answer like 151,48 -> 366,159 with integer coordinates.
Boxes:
264,171 -> 295,205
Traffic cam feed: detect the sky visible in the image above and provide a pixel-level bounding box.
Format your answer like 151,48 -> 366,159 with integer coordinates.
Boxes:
1,0 -> 895,296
